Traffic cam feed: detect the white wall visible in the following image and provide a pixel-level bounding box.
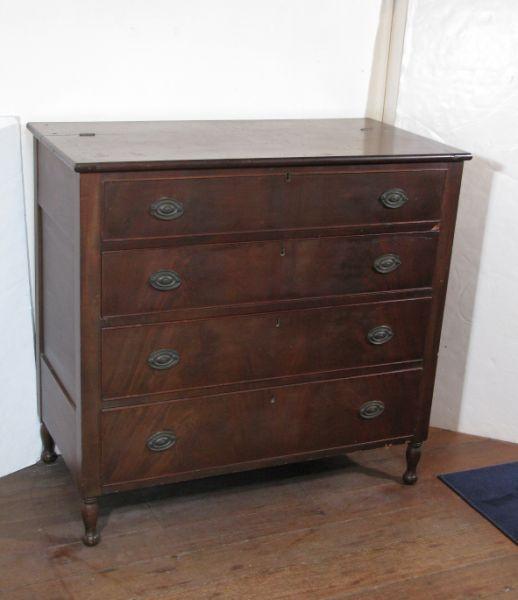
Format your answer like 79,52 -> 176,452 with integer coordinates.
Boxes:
396,0 -> 518,443
0,118 -> 40,477
2,0 -> 388,260
0,0 -> 387,474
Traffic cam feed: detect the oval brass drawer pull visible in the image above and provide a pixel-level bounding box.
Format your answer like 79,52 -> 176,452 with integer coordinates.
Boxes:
149,197 -> 184,220
146,430 -> 177,452
373,253 -> 401,274
379,188 -> 408,209
148,348 -> 180,370
367,325 -> 394,345
149,270 -> 182,291
359,400 -> 385,419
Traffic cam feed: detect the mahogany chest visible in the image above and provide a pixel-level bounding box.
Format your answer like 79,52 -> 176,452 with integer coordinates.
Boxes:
28,119 -> 471,545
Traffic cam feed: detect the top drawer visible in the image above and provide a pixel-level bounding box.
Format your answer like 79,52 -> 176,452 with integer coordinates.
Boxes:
102,168 -> 446,241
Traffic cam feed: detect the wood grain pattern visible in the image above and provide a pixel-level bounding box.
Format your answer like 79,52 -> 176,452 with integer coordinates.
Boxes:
40,360 -> 78,481
26,118 -> 471,172
102,168 -> 445,241
416,161 -> 465,442
36,144 -> 81,485
78,173 -> 103,498
102,298 -> 431,398
38,146 -> 80,402
39,422 -> 57,465
101,362 -> 424,412
102,232 -> 438,317
0,429 -> 516,599
101,369 -> 421,486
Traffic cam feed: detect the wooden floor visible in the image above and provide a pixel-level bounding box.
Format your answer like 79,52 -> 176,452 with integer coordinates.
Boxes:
0,428 -> 517,599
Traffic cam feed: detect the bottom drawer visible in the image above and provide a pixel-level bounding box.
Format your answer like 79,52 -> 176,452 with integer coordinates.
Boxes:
101,369 -> 422,486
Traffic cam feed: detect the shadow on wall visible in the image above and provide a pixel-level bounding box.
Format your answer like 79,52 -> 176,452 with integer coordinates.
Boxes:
431,156 -> 498,431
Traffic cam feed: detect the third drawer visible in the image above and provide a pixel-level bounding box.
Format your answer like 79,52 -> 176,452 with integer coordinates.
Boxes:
102,298 -> 431,398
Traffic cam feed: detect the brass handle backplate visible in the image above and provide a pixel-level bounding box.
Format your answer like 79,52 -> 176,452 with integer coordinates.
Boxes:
359,400 -> 385,420
146,430 -> 177,452
149,197 -> 184,221
367,325 -> 394,345
149,270 -> 182,291
379,188 -> 408,209
148,348 -> 180,370
373,253 -> 402,274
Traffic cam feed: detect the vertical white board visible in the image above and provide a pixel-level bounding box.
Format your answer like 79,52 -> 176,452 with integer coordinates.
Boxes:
0,117 -> 40,477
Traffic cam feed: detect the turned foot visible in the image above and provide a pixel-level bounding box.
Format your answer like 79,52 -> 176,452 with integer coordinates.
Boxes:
81,498 -> 100,546
403,441 -> 422,485
40,422 -> 57,464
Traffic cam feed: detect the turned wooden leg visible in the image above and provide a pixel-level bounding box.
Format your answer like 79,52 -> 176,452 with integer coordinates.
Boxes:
403,441 -> 422,485
40,422 -> 57,464
81,497 -> 100,546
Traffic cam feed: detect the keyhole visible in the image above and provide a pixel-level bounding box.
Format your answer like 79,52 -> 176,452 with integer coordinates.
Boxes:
275,317 -> 281,328
270,396 -> 276,404
280,243 -> 286,257
285,172 -> 291,182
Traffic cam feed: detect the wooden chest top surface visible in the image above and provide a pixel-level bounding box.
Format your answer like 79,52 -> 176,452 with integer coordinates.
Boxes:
27,118 -> 471,172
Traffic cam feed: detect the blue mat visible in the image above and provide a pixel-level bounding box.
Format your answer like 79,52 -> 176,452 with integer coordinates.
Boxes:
438,461 -> 518,544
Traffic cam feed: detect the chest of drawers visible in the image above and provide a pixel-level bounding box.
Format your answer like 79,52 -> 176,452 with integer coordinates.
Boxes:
28,119 -> 470,545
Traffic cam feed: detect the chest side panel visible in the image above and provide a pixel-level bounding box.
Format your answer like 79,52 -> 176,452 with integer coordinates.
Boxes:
37,143 -> 81,481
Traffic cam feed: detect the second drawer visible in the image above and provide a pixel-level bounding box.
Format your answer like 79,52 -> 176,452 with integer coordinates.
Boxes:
102,298 -> 431,398
102,233 -> 438,316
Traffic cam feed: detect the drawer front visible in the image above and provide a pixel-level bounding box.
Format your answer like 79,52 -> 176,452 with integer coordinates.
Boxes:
102,233 -> 438,317
102,298 -> 430,398
102,169 -> 445,241
101,369 -> 422,485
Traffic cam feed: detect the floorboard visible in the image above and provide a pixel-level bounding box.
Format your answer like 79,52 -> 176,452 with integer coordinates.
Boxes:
0,428 -> 516,599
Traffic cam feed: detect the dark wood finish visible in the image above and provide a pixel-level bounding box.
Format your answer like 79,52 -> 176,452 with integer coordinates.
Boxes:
101,369 -> 421,486
102,298 -> 430,398
30,119 -> 470,546
102,362 -> 423,411
40,359 -> 78,481
1,429 -> 517,598
103,437 -> 415,495
81,498 -> 100,546
78,173 -> 103,499
39,422 -> 57,464
98,163 -> 446,250
102,232 -> 437,317
26,119 -> 471,172
38,144 -> 80,401
102,168 -> 445,242
416,161 -> 465,441
36,145 -> 80,486
33,138 -> 43,420
403,441 -> 423,484
102,288 -> 434,329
